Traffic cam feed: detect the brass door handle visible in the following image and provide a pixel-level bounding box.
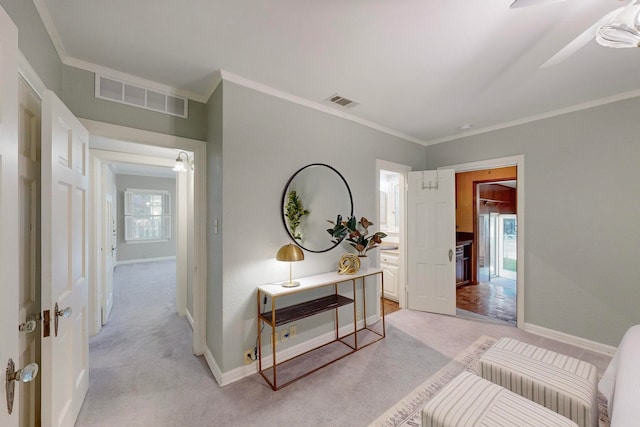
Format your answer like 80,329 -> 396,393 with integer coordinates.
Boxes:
5,359 -> 39,414
54,302 -> 72,337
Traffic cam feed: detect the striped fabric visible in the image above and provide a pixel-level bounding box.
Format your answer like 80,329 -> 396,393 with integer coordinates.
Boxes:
479,337 -> 598,427
422,371 -> 578,427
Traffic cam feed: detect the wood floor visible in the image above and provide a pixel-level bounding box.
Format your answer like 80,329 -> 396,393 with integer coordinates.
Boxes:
383,298 -> 400,315
456,277 -> 516,325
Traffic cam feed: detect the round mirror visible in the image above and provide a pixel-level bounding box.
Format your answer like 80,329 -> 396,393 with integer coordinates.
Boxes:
281,164 -> 353,253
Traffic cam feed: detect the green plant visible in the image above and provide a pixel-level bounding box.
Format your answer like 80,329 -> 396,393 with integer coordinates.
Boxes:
326,215 -> 387,256
284,190 -> 310,240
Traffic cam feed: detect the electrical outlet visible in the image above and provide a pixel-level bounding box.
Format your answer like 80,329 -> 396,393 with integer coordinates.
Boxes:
356,310 -> 362,321
289,325 -> 297,339
280,329 -> 289,342
244,349 -> 254,365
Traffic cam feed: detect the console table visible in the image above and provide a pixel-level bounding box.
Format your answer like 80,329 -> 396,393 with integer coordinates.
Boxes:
257,268 -> 384,390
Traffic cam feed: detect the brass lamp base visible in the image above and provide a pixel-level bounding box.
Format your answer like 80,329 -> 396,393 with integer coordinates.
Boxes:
281,281 -> 300,288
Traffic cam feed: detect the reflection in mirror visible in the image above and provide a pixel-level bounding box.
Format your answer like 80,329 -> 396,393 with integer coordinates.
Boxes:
281,164 -> 353,253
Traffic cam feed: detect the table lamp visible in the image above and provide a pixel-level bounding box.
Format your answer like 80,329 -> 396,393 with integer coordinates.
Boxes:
276,243 -> 304,287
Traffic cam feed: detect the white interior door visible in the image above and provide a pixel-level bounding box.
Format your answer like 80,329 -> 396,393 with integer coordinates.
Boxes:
0,6 -> 20,427
18,77 -> 42,427
102,188 -> 115,325
406,169 -> 456,315
41,90 -> 89,427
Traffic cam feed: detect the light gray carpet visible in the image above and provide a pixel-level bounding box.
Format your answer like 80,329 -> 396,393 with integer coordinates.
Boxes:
76,261 -> 611,426
76,261 -> 450,426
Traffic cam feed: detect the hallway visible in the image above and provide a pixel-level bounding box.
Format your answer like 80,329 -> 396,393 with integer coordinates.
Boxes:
76,260 -> 209,425
456,277 -> 516,325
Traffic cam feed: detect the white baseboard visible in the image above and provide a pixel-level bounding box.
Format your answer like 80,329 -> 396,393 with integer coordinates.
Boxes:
116,256 -> 176,265
219,314 -> 380,386
185,309 -> 194,329
524,322 -> 617,356
203,345 -> 224,387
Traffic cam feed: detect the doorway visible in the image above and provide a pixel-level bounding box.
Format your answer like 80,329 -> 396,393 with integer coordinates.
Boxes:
440,156 -> 525,328
83,120 -> 207,356
462,180 -> 517,324
376,160 -> 411,310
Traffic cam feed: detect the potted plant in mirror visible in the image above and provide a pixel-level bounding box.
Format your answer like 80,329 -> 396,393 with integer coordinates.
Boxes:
327,215 -> 387,271
284,190 -> 310,241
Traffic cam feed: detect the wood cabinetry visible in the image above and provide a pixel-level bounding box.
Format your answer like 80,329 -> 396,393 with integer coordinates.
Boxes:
380,252 -> 399,302
456,242 -> 471,286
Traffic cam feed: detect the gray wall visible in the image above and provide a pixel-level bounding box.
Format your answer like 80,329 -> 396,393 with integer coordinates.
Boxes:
209,80 -> 427,372
115,174 -> 177,262
206,83 -> 224,366
1,0 -> 63,95
63,65 -> 207,141
425,97 -> 640,347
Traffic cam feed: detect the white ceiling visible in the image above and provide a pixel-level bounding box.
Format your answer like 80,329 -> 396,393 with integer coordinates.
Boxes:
38,0 -> 640,144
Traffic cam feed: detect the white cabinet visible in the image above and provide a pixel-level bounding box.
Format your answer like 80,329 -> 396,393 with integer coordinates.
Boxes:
380,252 -> 399,302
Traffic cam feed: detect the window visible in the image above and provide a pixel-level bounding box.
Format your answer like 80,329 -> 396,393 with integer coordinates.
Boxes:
124,189 -> 171,242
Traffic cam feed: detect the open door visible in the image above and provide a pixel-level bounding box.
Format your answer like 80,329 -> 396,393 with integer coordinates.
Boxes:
102,173 -> 116,325
0,6 -> 20,427
406,169 -> 456,315
41,90 -> 89,427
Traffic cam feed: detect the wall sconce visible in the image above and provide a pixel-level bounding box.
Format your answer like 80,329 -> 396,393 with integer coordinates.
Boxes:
173,151 -> 193,172
276,243 -> 304,287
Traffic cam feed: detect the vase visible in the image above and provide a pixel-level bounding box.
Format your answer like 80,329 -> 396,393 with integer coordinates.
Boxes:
357,255 -> 370,271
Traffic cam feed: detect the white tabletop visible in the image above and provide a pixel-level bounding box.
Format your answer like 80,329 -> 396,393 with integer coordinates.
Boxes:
258,267 -> 382,297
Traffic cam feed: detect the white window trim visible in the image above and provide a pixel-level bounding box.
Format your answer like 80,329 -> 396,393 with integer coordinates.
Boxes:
124,188 -> 171,242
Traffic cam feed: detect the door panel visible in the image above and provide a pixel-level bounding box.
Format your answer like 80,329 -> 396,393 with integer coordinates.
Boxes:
407,170 -> 456,315
41,90 -> 89,427
102,188 -> 115,324
0,6 -> 20,427
18,77 -> 41,427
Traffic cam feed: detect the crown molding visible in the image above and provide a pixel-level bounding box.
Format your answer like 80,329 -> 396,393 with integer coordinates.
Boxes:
425,88 -> 640,146
218,70 -> 427,145
32,0 -> 67,60
32,0 -> 209,103
18,51 -> 46,98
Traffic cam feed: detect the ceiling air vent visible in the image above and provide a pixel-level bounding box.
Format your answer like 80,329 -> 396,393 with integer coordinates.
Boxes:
326,94 -> 359,108
95,74 -> 188,118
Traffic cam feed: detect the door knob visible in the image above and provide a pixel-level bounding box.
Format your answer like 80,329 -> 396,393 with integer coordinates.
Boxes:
448,249 -> 454,262
18,312 -> 43,333
5,359 -> 39,414
18,319 -> 37,333
54,303 -> 72,337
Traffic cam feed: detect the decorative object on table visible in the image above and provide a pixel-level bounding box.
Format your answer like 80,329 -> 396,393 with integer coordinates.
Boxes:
326,215 -> 387,266
283,190 -> 310,241
276,243 -> 305,287
337,253 -> 360,275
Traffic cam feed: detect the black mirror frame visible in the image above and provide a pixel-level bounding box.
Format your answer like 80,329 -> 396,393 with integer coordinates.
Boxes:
281,163 -> 354,253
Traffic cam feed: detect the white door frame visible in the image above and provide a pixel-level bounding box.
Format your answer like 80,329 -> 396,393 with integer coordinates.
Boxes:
0,7 -> 19,426
438,155 -> 525,329
375,159 -> 411,309
82,119 -> 207,356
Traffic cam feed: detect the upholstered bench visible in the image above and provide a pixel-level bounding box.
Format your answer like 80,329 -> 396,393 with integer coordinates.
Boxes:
479,337 -> 598,427
422,371 -> 578,427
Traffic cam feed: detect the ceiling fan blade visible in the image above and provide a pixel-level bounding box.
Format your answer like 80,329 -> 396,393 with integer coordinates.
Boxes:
510,0 -> 566,9
540,7 -> 625,68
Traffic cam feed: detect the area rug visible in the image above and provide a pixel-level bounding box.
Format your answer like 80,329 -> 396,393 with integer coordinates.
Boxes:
369,335 -> 496,427
370,335 -> 611,427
